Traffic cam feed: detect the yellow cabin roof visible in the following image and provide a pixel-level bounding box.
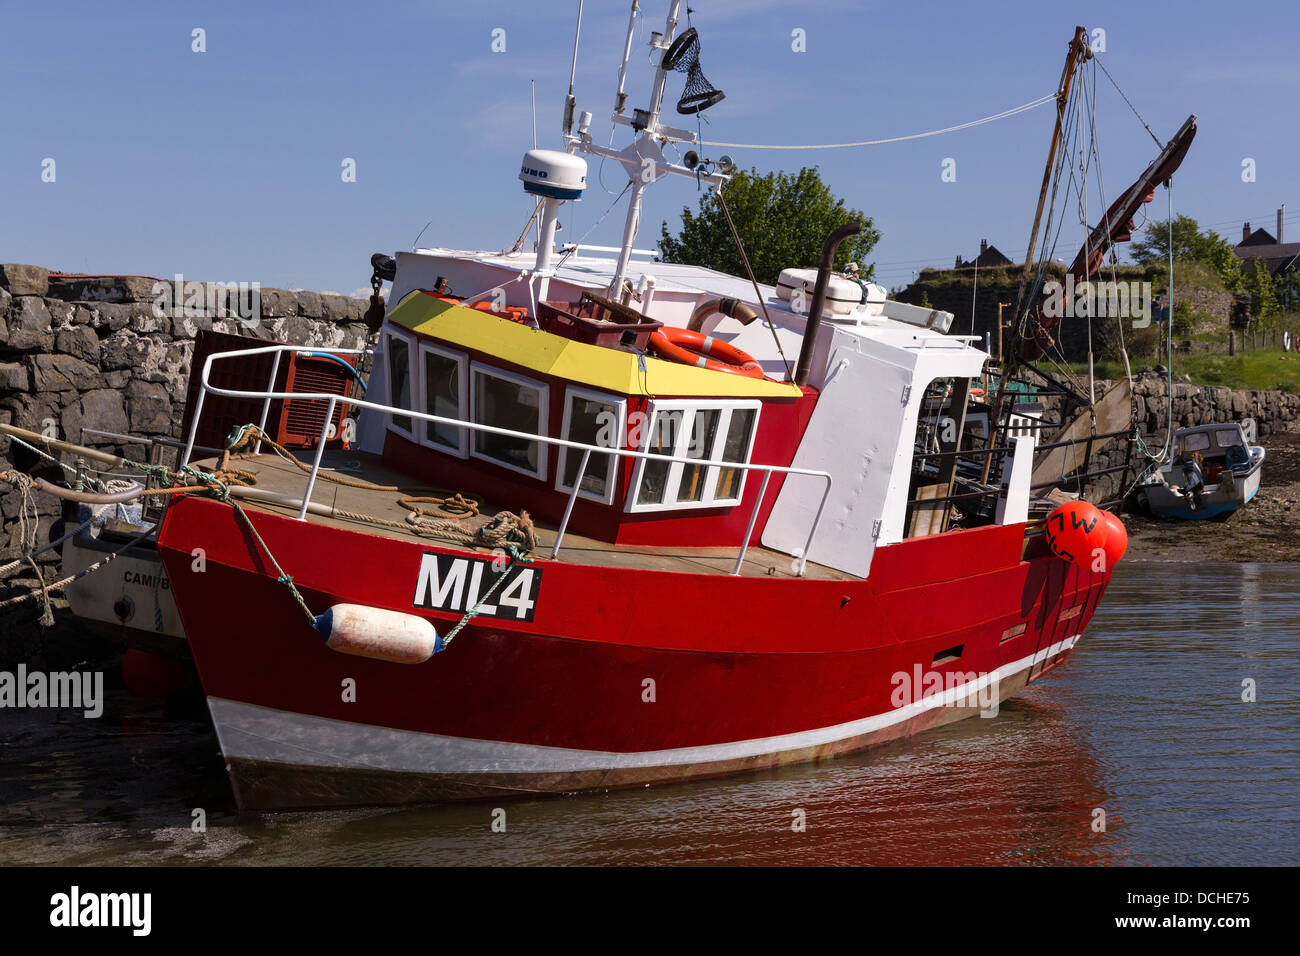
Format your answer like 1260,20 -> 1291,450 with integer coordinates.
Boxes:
385,292 -> 802,400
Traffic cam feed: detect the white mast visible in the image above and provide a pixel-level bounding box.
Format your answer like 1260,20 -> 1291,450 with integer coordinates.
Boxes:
565,0 -> 727,299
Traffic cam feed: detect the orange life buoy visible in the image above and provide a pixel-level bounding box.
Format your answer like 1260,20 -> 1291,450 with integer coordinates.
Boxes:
423,290 -> 529,324
649,327 -> 765,379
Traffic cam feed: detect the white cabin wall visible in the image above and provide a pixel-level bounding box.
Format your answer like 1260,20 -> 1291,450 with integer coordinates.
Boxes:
762,333 -> 987,577
761,342 -> 913,577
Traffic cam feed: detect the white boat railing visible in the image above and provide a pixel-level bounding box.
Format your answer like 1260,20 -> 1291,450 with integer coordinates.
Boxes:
180,344 -> 834,576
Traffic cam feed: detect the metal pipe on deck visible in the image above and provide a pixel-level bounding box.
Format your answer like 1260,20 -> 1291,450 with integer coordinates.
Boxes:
794,222 -> 862,387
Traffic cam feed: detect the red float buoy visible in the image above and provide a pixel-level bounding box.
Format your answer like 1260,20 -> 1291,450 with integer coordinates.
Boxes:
1044,500 -> 1106,566
1099,510 -> 1128,569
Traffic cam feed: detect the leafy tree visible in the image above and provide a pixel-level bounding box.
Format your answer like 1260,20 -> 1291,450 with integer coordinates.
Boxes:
658,166 -> 880,286
1241,257 -> 1279,326
1130,214 -> 1242,293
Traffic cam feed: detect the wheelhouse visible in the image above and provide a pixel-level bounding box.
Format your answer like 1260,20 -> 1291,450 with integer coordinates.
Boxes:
375,289 -> 812,548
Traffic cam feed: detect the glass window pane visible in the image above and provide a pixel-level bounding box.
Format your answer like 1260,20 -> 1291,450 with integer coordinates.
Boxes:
388,336 -> 412,432
563,395 -> 616,496
676,409 -> 721,503
424,351 -> 461,449
714,407 -> 755,501
637,409 -> 683,505
473,371 -> 543,475
1214,429 -> 1242,448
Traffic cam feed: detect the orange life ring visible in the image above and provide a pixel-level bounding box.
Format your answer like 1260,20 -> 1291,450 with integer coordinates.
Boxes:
423,290 -> 529,324
649,327 -> 765,379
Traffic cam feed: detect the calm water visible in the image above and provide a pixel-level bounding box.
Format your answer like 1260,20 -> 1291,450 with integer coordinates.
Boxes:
1,562 -> 1296,866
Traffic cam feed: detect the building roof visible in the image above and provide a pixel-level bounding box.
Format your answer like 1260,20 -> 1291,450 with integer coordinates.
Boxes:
954,242 -> 1014,270
1238,227 -> 1277,247
1234,240 -> 1300,276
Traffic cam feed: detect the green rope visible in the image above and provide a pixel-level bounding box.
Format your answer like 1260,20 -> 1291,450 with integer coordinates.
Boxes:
5,433 -> 180,490
440,545 -> 534,648
226,499 -> 317,627
6,435 -> 107,491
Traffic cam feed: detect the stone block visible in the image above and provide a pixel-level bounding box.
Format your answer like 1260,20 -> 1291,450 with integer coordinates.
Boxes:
47,274 -> 160,304
2,297 -> 54,351
54,326 -> 100,365
29,354 -> 101,392
0,264 -> 50,297
125,379 -> 173,434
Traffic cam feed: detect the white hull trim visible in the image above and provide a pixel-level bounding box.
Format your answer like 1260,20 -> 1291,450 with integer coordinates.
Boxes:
207,635 -> 1081,776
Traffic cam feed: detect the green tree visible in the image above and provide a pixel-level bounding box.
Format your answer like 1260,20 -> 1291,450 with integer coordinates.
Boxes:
658,166 -> 880,286
1130,214 -> 1242,292
1241,257 -> 1279,326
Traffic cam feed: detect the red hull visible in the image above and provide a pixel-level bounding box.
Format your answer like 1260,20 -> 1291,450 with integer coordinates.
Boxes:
158,496 -> 1109,810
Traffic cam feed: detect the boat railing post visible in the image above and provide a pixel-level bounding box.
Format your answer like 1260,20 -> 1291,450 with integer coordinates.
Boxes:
180,354 -> 215,468
732,470 -> 772,575
551,447 -> 591,559
797,476 -> 833,577
255,349 -> 284,455
298,396 -> 335,520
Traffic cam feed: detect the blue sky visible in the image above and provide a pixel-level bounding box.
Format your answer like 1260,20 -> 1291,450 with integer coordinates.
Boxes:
2,0 -> 1296,296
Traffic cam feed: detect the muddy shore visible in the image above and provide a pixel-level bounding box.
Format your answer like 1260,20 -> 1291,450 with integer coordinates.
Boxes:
1121,428 -> 1300,563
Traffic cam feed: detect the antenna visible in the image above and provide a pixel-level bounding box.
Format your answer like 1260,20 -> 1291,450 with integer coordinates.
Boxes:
563,0 -> 584,136
532,80 -> 541,249
613,1 -> 639,115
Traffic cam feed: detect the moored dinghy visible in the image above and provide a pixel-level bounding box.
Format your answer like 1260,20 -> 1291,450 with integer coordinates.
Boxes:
1140,422 -> 1265,519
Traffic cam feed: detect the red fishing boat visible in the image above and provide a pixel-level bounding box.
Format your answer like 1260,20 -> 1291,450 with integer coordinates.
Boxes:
143,7 -> 1183,810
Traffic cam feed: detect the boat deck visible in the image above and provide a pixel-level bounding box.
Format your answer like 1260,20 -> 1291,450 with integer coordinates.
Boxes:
188,449 -> 856,581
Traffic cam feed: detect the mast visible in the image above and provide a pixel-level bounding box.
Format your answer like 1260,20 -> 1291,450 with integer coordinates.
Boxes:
563,0 -> 728,299
1009,26 -> 1090,339
607,0 -> 681,297
981,26 -> 1089,484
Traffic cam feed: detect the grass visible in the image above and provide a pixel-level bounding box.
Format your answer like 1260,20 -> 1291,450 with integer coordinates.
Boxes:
1070,349 -> 1300,391
1175,351 -> 1300,391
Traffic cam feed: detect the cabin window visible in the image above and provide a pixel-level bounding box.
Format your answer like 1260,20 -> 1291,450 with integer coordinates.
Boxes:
1180,431 -> 1211,454
419,344 -> 468,456
628,401 -> 761,512
470,363 -> 548,479
557,387 -> 625,505
1214,429 -> 1243,448
384,330 -> 414,436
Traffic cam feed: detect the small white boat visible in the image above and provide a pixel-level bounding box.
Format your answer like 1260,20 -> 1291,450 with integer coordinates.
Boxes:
1140,421 -> 1264,520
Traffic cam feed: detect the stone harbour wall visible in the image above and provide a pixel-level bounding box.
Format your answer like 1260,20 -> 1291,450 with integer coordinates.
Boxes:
0,263 -> 376,561
1064,373 -> 1300,505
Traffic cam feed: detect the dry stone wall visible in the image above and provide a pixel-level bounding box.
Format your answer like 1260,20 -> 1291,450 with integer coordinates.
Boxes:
0,263 -> 376,560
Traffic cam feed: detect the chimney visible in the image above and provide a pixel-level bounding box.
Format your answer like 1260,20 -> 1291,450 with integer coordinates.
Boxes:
1279,206 -> 1285,244
1243,222 -> 1251,243
980,239 -> 988,255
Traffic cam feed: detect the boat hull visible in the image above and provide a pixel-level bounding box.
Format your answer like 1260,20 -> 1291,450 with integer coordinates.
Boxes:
1144,461 -> 1262,520
157,496 -> 1110,811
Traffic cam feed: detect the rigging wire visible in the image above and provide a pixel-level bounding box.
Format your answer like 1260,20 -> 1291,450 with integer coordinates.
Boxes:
713,183 -> 794,382
698,92 -> 1058,150
1095,55 -> 1163,150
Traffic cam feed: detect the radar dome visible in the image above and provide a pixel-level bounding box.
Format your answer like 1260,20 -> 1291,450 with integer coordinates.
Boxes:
519,149 -> 587,201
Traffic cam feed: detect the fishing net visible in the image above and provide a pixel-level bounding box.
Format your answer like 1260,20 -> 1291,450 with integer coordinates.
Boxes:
662,27 -> 725,115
